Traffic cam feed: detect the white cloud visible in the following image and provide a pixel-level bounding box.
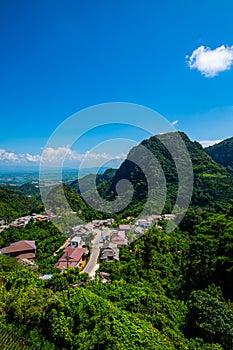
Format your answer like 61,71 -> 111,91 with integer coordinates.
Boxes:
0,149 -> 40,164
24,153 -> 41,162
198,140 -> 222,148
171,120 -> 179,126
187,45 -> 233,77
41,147 -> 127,167
41,147 -> 76,164
0,147 -> 127,167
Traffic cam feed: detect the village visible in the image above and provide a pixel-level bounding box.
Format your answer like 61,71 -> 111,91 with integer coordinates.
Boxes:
0,212 -> 175,283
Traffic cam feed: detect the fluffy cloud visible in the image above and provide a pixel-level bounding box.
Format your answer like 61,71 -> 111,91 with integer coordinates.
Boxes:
187,45 -> 233,77
0,147 -> 126,167
0,149 -> 40,163
41,147 -> 126,166
198,140 -> 222,148
41,147 -> 77,164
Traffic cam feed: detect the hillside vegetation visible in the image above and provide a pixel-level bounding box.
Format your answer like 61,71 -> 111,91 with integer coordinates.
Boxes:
206,137 -> 233,173
0,186 -> 43,222
14,133 -> 233,217
1,206 -> 233,348
106,132 -> 233,215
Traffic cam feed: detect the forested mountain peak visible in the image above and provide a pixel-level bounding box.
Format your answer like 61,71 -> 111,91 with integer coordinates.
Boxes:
205,136 -> 233,172
108,131 -> 233,214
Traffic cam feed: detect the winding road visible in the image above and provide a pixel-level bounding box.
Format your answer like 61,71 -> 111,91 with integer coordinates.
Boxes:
82,230 -> 101,278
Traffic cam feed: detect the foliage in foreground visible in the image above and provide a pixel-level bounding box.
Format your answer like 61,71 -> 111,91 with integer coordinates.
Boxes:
1,204 -> 233,348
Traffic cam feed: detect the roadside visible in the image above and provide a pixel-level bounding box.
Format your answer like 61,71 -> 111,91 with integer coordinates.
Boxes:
82,229 -> 101,278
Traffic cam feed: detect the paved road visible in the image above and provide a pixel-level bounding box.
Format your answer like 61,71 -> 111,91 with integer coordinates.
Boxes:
82,230 -> 101,276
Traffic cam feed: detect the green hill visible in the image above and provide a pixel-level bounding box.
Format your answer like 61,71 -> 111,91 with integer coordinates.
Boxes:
0,186 -> 43,221
15,182 -> 41,201
107,132 -> 233,215
41,133 -> 233,219
70,168 -> 117,196
205,137 -> 233,173
6,133 -> 233,223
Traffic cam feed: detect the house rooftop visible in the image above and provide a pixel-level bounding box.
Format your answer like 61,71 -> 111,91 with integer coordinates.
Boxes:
163,214 -> 176,220
1,240 -> 36,255
119,224 -> 130,230
55,247 -> 86,271
102,241 -> 118,249
70,236 -> 82,243
111,238 -> 127,246
17,252 -> 36,261
100,248 -> 119,261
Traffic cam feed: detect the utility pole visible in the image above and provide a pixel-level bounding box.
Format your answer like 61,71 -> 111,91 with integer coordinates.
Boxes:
65,251 -> 70,269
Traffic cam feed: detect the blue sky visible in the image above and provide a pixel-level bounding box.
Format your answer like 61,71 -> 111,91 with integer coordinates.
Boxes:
1,0 -> 233,166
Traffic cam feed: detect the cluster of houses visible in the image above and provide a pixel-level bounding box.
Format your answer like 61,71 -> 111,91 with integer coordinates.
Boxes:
69,223 -> 94,247
10,215 -> 31,228
0,237 -> 89,272
75,214 -> 176,264
98,224 -> 130,263
98,214 -> 176,263
134,214 -> 176,233
0,213 -> 176,276
0,213 -> 56,231
136,215 -> 162,228
52,223 -> 95,272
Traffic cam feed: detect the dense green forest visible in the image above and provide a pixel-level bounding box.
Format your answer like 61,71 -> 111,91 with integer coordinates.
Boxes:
53,132 -> 233,218
103,132 -> 233,215
206,136 -> 233,174
70,168 -> 117,195
15,182 -> 41,201
0,186 -> 43,222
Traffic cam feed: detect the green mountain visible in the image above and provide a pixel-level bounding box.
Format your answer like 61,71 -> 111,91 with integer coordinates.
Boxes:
70,168 -> 117,195
68,168 -> 118,217
0,186 -> 43,221
15,182 -> 41,201
5,133 -> 233,223
17,133 -> 233,220
205,137 -> 233,173
107,132 -> 233,215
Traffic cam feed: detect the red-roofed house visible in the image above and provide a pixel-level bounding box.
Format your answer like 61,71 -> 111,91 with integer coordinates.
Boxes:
111,230 -> 127,246
55,246 -> 86,271
0,240 -> 36,261
119,224 -> 131,232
